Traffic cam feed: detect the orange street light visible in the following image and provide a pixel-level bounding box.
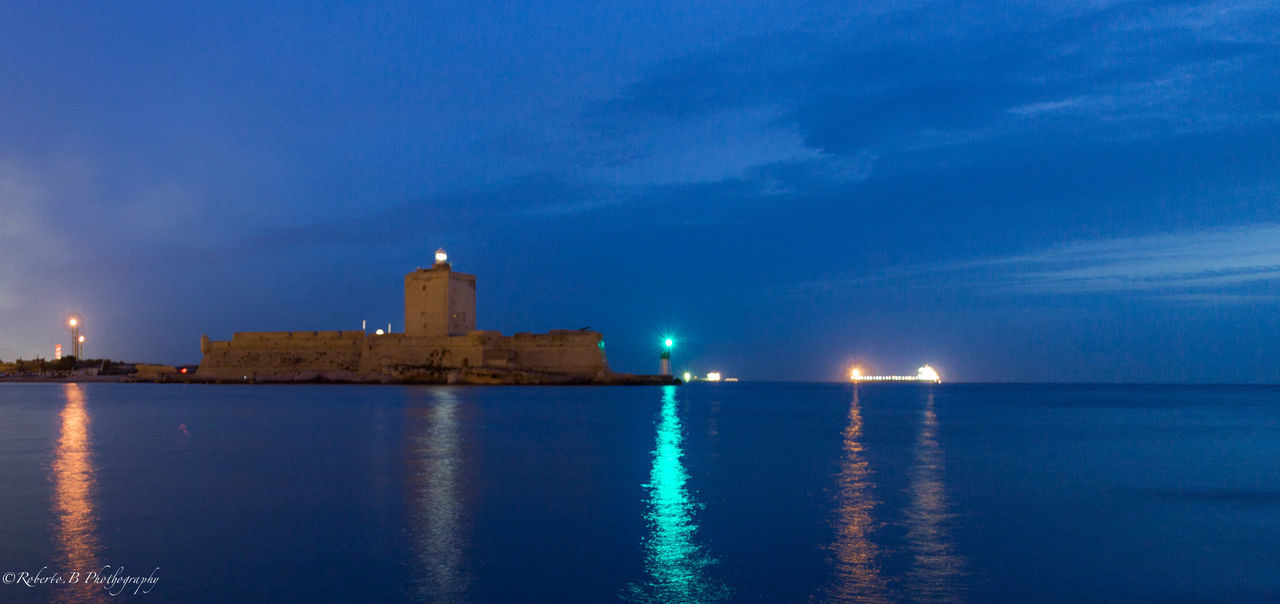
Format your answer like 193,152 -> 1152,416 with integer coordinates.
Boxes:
68,317 -> 81,358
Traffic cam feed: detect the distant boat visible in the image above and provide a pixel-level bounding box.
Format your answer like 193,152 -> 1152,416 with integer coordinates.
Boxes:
850,365 -> 941,383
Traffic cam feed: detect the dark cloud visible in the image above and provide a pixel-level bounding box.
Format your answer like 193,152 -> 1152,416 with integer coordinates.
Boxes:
590,0 -> 1277,158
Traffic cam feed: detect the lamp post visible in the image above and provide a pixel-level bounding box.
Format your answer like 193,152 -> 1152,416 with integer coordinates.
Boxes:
68,318 -> 79,359
78,335 -> 86,361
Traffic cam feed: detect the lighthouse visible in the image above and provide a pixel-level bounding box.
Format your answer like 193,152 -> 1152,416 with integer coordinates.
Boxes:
659,337 -> 673,376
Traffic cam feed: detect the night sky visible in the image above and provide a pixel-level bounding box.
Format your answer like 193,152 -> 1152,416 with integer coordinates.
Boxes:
2,2 -> 1277,382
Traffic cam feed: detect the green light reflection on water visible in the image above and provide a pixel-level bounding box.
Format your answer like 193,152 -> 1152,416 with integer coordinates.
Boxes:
626,385 -> 727,602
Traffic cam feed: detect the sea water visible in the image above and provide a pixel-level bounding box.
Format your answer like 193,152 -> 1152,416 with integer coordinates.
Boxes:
0,382 -> 1276,602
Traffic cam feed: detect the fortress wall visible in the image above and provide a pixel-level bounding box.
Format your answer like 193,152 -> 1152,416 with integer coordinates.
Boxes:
447,275 -> 476,335
229,330 -> 365,346
502,331 -> 609,374
197,331 -> 366,379
359,334 -> 485,371
196,329 -> 610,381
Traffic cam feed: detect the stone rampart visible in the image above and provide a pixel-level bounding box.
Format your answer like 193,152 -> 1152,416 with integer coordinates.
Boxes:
197,329 -> 610,383
499,330 -> 608,374
198,331 -> 366,380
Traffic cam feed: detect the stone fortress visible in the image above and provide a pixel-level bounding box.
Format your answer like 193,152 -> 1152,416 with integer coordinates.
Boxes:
197,249 -> 667,384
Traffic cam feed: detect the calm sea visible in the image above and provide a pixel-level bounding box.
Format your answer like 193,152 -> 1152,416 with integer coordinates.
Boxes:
0,382 -> 1277,602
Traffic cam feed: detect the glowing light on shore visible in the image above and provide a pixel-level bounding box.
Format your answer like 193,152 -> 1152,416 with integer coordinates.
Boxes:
705,372 -> 722,382
434,248 -> 448,264
850,364 -> 942,383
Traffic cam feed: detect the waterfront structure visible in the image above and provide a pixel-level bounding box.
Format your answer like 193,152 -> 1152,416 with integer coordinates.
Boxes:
196,250 -> 664,384
659,338 -> 673,376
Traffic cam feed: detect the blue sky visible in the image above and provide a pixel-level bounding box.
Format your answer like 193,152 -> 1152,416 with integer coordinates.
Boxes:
1,1 -> 1277,382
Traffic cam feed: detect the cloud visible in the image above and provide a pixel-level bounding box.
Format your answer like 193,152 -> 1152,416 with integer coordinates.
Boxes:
0,159 -> 76,313
305,0 -> 1277,247
0,154 -> 226,360
1006,96 -> 1097,116
957,223 -> 1280,296
585,0 -> 1278,164
770,222 -> 1280,305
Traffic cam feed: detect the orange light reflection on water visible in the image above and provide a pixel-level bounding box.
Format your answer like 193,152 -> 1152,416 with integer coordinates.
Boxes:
904,391 -> 966,602
823,385 -> 889,603
52,383 -> 104,602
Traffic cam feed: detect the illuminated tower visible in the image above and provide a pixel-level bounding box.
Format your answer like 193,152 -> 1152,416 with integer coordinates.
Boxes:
404,248 -> 476,337
659,338 -> 673,376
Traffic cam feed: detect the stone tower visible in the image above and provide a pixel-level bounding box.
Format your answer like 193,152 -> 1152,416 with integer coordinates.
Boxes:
404,248 -> 476,337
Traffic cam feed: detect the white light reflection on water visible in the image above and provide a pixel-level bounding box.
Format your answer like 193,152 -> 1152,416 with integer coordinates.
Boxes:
408,388 -> 467,602
52,383 -> 105,603
626,385 -> 728,602
904,390 -> 966,603
821,385 -> 890,603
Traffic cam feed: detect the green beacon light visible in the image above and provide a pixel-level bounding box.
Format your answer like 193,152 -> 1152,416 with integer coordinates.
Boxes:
659,337 -> 673,376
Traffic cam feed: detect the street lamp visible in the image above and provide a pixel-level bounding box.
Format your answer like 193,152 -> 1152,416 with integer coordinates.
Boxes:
78,335 -> 85,360
68,317 -> 80,359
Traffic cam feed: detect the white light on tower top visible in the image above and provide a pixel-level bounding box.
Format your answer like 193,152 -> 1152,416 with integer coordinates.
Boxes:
434,248 -> 449,265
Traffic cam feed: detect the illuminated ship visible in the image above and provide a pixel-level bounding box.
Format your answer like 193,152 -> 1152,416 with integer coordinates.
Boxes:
850,365 -> 941,383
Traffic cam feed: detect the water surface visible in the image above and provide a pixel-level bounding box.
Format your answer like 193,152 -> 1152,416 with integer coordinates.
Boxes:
0,382 -> 1277,601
